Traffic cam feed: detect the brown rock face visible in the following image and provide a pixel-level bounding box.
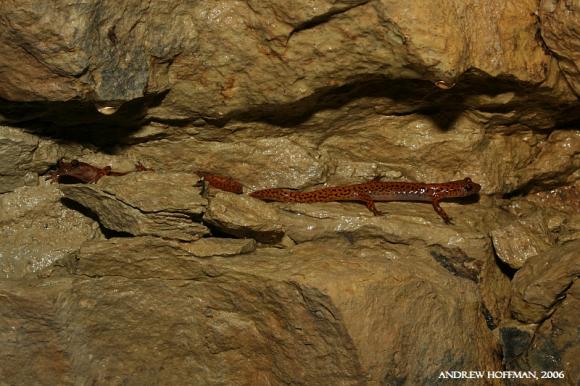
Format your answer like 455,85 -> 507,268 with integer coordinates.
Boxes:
539,0 -> 580,96
0,185 -> 102,279
0,0 -> 578,385
59,172 -> 209,241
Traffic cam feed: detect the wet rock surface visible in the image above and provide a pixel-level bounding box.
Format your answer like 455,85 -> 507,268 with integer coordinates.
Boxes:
2,237 -> 500,385
513,280 -> 580,382
491,222 -> 553,270
59,172 -> 209,241
539,0 -> 580,95
0,185 -> 102,279
0,125 -> 39,193
178,237 -> 257,258
0,0 -> 579,384
510,240 -> 580,325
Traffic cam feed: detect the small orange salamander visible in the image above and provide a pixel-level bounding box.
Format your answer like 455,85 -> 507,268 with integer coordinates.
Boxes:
249,177 -> 481,224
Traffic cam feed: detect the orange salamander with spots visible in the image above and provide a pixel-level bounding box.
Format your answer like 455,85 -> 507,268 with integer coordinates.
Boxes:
249,177 -> 481,224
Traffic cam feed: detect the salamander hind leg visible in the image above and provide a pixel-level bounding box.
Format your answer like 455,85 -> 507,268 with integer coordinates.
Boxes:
432,199 -> 452,224
354,192 -> 382,216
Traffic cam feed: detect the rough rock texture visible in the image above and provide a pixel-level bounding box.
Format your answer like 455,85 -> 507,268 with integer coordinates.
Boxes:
0,0 -> 554,105
59,172 -> 209,241
497,240 -> 580,384
491,222 -> 553,269
511,239 -> 580,324
178,237 -> 257,258
511,280 -> 580,383
0,0 -> 579,384
0,185 -> 102,279
539,0 -> 580,96
1,237 -> 500,385
0,125 -> 39,193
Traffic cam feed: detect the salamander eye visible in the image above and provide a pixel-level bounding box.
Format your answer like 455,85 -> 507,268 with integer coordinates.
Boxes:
463,177 -> 473,191
71,159 -> 80,167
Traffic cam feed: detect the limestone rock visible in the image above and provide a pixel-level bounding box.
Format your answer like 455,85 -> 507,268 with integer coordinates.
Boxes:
129,115 -> 579,197
0,185 -> 102,279
204,192 -> 285,243
511,239 -> 580,324
131,136 -> 327,190
71,236 -> 200,278
540,0 -> 580,95
178,238 -> 257,258
491,223 -> 553,269
518,130 -> 580,188
0,1 -> 578,384
502,186 -> 580,246
512,281 -> 580,384
207,191 -> 516,327
152,0 -> 426,119
556,213 -> 580,243
0,237 -> 500,385
1,0 -> 573,118
0,278 -> 75,385
59,172 -> 208,241
0,125 -> 39,193
316,114 -> 488,187
478,248 -> 512,328
525,185 -> 580,213
501,283 -> 580,386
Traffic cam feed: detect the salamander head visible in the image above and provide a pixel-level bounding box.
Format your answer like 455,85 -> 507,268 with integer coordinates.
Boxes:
54,158 -> 78,174
449,177 -> 481,197
47,158 -> 102,183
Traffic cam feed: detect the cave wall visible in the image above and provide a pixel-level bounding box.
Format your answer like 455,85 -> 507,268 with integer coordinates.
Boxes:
0,1 -> 578,385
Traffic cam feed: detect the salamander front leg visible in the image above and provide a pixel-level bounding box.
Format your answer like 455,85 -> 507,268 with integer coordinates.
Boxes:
89,168 -> 109,184
432,199 -> 452,224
